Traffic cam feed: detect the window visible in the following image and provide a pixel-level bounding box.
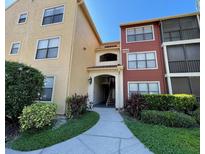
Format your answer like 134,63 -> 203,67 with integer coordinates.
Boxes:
42,6 -> 64,25
10,42 -> 20,54
128,51 -> 157,69
100,53 -> 117,62
40,76 -> 54,101
127,25 -> 154,42
36,37 -> 60,59
128,82 -> 160,96
18,13 -> 27,24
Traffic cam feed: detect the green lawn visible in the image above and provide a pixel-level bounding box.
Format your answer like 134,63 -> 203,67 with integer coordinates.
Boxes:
11,111 -> 99,151
123,114 -> 200,154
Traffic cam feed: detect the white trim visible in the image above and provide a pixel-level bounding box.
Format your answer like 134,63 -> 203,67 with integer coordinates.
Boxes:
17,11 -> 28,25
197,14 -> 200,29
126,25 -> 155,43
40,75 -> 56,102
127,81 -> 161,97
162,46 -> 170,74
9,41 -> 21,55
41,4 -> 65,27
162,39 -> 200,46
34,36 -> 61,61
166,73 -> 200,77
126,50 -> 158,70
167,77 -> 173,94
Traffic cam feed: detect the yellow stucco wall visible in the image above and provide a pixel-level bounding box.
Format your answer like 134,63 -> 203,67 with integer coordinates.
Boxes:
5,0 -> 100,114
68,6 -> 100,96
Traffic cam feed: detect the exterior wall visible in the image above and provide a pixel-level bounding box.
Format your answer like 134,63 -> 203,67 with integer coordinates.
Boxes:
121,22 -> 167,101
5,0 -> 100,114
68,6 -> 100,96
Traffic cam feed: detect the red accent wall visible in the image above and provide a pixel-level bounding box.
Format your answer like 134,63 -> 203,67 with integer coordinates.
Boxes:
121,22 -> 167,101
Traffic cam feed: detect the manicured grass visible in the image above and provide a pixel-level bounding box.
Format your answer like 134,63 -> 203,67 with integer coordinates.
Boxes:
123,114 -> 200,154
11,111 -> 99,151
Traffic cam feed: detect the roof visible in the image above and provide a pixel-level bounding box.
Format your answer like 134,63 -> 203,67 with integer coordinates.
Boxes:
120,12 -> 200,27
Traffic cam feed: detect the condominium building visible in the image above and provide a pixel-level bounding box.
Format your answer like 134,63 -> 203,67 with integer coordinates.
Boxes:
6,0 -> 200,113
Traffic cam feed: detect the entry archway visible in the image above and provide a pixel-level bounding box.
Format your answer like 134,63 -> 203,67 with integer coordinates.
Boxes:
93,75 -> 115,107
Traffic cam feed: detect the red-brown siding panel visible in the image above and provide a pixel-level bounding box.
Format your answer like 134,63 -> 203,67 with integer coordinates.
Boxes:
121,22 -> 167,101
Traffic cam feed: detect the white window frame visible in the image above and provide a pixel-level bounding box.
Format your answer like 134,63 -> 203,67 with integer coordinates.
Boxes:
127,51 -> 158,70
39,75 -> 56,102
9,41 -> 21,55
126,25 -> 155,43
34,36 -> 61,60
41,4 -> 65,26
127,81 -> 161,97
17,12 -> 28,24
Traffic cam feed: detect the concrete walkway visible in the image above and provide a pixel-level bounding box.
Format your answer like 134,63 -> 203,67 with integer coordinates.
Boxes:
6,107 -> 153,154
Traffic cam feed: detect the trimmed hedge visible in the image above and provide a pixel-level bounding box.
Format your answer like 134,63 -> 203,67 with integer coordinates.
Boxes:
144,94 -> 197,113
65,94 -> 87,118
192,108 -> 200,124
141,110 -> 197,128
19,103 -> 57,131
6,61 -> 44,121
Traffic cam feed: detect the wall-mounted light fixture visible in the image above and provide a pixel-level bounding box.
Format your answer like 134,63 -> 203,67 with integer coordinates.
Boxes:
88,77 -> 92,84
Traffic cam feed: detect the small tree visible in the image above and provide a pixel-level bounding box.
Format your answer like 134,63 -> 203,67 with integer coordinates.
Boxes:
5,61 -> 44,121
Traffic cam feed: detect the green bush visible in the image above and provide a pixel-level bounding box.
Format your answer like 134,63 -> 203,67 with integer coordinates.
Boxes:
141,110 -> 197,128
144,94 -> 197,113
125,94 -> 148,118
192,108 -> 200,124
19,103 -> 57,131
65,94 -> 88,118
6,61 -> 44,121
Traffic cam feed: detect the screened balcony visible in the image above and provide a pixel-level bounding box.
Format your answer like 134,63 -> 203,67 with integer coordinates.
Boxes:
161,16 -> 200,42
167,43 -> 200,73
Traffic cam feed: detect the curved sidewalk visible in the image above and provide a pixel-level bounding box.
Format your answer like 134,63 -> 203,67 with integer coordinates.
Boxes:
6,107 -> 153,154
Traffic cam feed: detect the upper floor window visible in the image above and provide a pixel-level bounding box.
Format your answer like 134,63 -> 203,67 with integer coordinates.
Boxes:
126,25 -> 154,43
18,13 -> 28,24
128,82 -> 160,95
40,76 -> 54,101
42,6 -> 64,25
35,37 -> 60,59
127,51 -> 157,70
10,42 -> 20,54
162,16 -> 200,42
100,53 -> 117,62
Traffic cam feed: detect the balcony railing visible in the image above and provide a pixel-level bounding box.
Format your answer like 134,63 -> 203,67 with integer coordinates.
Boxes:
169,60 -> 200,73
163,28 -> 200,42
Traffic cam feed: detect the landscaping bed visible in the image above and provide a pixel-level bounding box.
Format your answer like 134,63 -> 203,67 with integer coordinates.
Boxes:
123,114 -> 200,154
9,111 -> 99,151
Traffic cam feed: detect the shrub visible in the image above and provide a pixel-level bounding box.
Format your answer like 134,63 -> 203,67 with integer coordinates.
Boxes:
141,110 -> 197,128
6,61 -> 44,121
125,94 -> 148,118
144,94 -> 197,113
192,108 -> 200,124
19,103 -> 57,131
65,94 -> 88,118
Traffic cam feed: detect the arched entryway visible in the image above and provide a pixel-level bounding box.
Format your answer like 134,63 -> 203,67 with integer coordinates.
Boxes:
93,75 -> 115,107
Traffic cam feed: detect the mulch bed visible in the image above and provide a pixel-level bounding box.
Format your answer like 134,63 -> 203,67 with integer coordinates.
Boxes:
5,119 -> 20,142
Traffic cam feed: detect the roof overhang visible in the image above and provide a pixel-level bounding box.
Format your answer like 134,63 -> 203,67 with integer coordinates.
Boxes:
87,65 -> 123,72
78,0 -> 102,44
120,12 -> 200,27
